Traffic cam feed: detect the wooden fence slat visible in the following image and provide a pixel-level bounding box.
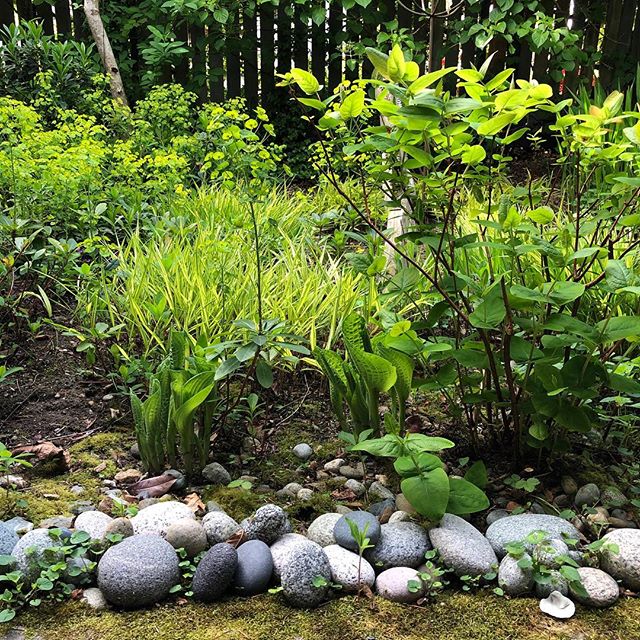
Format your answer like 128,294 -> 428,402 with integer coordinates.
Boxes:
243,9 -> 259,105
0,0 -> 15,30
259,3 -> 276,97
54,1 -> 72,36
226,14 -> 242,98
311,10 -> 326,88
190,24 -> 207,98
34,1 -> 53,32
327,2 -> 342,90
276,1 -> 292,75
174,22 -> 189,87
15,0 -> 33,21
293,6 -> 308,69
208,25 -> 225,102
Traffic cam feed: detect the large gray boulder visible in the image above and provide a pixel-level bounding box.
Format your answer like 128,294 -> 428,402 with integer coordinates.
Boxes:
131,501 -> 196,538
485,514 -> 580,558
570,567 -> 620,608
365,522 -> 431,572
192,543 -> 238,602
497,553 -> 534,596
240,504 -> 291,545
270,533 -> 308,579
0,521 -> 18,555
601,528 -> 640,590
12,528 -> 63,582
324,544 -> 375,592
280,539 -> 332,608
429,514 -> 498,577
233,540 -> 273,596
97,534 -> 180,608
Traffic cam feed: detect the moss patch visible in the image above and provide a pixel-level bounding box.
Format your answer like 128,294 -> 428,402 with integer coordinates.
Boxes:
14,592 -> 640,640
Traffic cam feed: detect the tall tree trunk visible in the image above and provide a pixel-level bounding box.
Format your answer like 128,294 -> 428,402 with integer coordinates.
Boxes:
83,0 -> 128,107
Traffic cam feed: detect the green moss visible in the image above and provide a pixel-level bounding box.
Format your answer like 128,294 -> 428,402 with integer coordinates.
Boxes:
15,591 -> 640,640
201,486 -> 272,521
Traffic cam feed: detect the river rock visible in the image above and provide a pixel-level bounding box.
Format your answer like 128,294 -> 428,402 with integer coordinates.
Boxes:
485,514 -> 580,558
280,539 -> 332,608
324,458 -> 345,474
388,511 -> 412,523
104,517 -> 134,539
365,522 -> 431,571
270,533 -> 308,578
292,443 -> 313,460
202,462 -> 231,485
334,511 -> 381,552
74,511 -> 114,541
486,509 -> 510,526
12,528 -> 64,581
429,514 -> 498,577
575,483 -> 601,508
535,570 -> 569,597
202,511 -> 241,545
601,528 -> 640,590
339,463 -> 365,480
570,567 -> 619,607
3,517 -> 33,536
375,567 -> 423,603
0,521 -> 18,555
344,479 -> 365,497
368,481 -> 394,502
97,534 -> 180,608
166,519 -> 208,556
234,540 -> 273,596
276,482 -> 304,499
131,501 -> 195,538
324,544 -> 375,592
192,543 -> 238,602
241,504 -> 291,545
532,538 -> 569,569
498,553 -> 534,596
307,513 -> 342,547
601,486 -> 628,508
82,587 -> 108,610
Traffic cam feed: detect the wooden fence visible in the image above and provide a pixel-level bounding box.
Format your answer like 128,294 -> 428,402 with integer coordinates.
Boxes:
2,0 -> 640,104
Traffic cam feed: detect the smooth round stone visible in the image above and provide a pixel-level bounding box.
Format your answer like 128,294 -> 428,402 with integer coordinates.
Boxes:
166,519 -> 208,556
280,539 -> 331,608
561,476 -> 578,495
324,544 -> 375,592
344,479 -> 365,497
97,534 -> 180,608
365,522 -> 431,572
486,509 -> 510,526
395,494 -> 416,515
307,513 -> 342,547
575,483 -> 601,508
375,567 -> 423,603
74,511 -> 114,541
241,504 -> 291,545
202,462 -> 231,485
82,587 -> 108,610
292,443 -> 313,461
601,486 -> 628,508
12,528 -> 63,581
3,517 -> 33,536
0,521 -> 19,555
334,511 -> 381,552
498,554 -> 534,596
234,540 -> 273,596
601,529 -> 640,590
297,488 -> 314,501
192,543 -> 238,602
532,538 -> 569,569
535,570 -> 569,597
368,499 -> 396,518
105,517 -> 134,539
324,458 -> 345,474
485,514 -> 580,558
270,533 -> 309,578
131,501 -> 195,538
388,511 -> 412,523
368,481 -> 394,502
429,514 -> 498,577
202,511 -> 241,545
276,482 -> 304,499
570,567 -> 619,607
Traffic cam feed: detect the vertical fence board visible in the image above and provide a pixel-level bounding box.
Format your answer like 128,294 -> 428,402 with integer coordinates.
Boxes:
34,1 -> 53,32
190,24 -> 207,98
311,7 -> 326,86
174,22 -> 189,86
0,0 -> 15,29
293,7 -> 308,69
243,10 -> 259,105
260,4 -> 276,97
15,0 -> 33,20
54,1 -> 72,36
226,15 -> 242,97
327,3 -> 342,90
208,25 -> 224,101
276,1 -> 292,76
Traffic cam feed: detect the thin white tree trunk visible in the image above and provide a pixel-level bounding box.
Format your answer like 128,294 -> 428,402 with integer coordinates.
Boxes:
83,0 -> 129,108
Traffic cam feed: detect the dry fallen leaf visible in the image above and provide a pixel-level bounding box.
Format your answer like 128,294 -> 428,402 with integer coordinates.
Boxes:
13,441 -> 70,470
184,492 -> 206,513
93,461 -> 108,473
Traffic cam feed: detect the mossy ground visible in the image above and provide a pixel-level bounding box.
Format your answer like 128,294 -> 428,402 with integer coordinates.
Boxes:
13,592 -> 640,640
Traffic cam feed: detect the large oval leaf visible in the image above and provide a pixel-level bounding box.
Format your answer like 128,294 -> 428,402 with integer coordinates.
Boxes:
446,477 -> 490,515
401,468 -> 450,520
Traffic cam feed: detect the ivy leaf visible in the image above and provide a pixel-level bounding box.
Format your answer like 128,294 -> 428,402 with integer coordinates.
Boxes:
213,8 -> 229,24
311,6 -> 326,25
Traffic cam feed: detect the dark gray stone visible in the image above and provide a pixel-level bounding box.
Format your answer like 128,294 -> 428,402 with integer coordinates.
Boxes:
486,509 -> 510,526
97,534 -> 180,608
280,539 -> 331,608
0,521 -> 18,555
574,483 -> 601,508
192,543 -> 238,602
364,522 -> 431,571
368,499 -> 396,517
535,570 -> 569,597
498,553 -> 534,596
202,462 -> 231,485
429,513 -> 498,577
334,511 -> 381,552
485,514 -> 580,558
233,540 -> 273,596
241,504 -> 291,545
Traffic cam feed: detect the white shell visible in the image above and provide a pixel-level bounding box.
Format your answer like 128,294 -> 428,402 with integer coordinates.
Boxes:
539,590 -> 576,619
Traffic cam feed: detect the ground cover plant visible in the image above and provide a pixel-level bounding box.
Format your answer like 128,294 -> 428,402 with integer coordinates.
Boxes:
3,7 -> 640,640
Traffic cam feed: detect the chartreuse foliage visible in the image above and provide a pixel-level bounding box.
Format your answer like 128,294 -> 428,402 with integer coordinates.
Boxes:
283,45 -> 640,462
